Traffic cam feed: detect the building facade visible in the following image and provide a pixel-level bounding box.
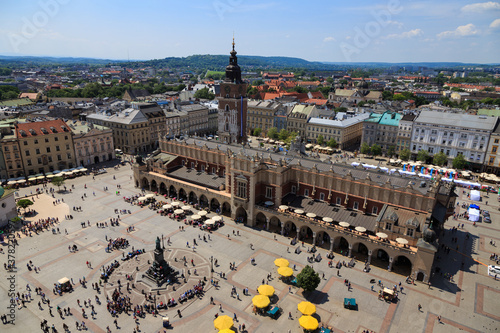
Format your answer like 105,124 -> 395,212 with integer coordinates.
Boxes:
134,138 -> 457,283
217,40 -> 248,144
87,108 -> 150,154
0,186 -> 17,228
15,119 -> 76,175
396,114 -> 416,154
247,100 -> 281,135
72,122 -> 115,167
410,111 -> 498,167
306,113 -> 369,149
287,105 -> 317,138
483,120 -> 500,175
362,111 -> 402,153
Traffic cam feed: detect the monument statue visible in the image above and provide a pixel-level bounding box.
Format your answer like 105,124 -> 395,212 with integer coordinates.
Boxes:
156,236 -> 162,251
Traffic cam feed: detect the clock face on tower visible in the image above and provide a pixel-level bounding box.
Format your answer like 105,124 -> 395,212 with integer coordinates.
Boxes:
224,86 -> 231,94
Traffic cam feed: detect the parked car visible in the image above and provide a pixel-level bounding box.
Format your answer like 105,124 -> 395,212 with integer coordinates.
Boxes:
484,216 -> 491,223
483,210 -> 490,217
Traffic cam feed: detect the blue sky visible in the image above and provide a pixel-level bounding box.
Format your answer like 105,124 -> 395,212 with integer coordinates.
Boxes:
0,0 -> 499,63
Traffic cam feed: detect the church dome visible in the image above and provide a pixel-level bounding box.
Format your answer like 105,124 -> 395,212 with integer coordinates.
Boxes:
357,80 -> 369,89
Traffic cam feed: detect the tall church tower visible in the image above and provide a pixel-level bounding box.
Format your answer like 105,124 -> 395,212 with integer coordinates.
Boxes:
217,38 -> 248,144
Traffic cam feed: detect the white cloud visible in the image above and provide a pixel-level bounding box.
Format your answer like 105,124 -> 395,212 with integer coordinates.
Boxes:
384,29 -> 423,39
323,36 -> 335,42
437,24 -> 480,39
387,20 -> 404,29
345,36 -> 351,40
490,18 -> 500,28
461,1 -> 500,13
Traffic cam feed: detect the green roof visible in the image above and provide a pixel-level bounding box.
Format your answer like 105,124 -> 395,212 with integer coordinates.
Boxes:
0,98 -> 33,107
379,111 -> 402,126
477,109 -> 500,117
365,113 -> 383,123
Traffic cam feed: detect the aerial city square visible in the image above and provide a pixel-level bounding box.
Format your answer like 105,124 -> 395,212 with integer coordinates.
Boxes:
0,1 -> 500,332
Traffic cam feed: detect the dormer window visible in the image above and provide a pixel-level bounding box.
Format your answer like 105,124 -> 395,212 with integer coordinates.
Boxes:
40,127 -> 48,134
50,126 -> 57,133
61,126 -> 68,132
29,129 -> 37,135
19,130 -> 27,137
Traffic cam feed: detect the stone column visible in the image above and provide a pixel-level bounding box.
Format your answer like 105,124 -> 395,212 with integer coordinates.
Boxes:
348,244 -> 352,257
329,240 -> 334,251
367,250 -> 372,264
281,223 -> 285,236
388,257 -> 394,271
266,217 -> 270,231
312,232 -> 317,245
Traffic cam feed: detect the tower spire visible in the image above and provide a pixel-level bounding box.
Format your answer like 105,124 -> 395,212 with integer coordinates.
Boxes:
232,33 -> 235,51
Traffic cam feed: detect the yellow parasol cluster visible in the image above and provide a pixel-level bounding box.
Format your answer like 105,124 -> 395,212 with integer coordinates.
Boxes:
274,258 -> 289,267
252,294 -> 270,308
299,315 -> 319,331
214,315 -> 233,330
277,266 -> 293,277
297,301 -> 316,315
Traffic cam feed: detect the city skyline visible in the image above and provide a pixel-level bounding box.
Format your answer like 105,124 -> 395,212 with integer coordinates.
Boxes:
0,0 -> 500,63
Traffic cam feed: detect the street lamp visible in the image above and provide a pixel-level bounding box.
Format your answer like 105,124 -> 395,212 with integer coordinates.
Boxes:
210,256 -> 214,273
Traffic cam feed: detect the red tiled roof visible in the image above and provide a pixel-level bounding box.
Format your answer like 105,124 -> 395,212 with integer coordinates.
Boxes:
261,92 -> 281,100
304,99 -> 327,106
15,119 -> 72,138
309,91 -> 324,99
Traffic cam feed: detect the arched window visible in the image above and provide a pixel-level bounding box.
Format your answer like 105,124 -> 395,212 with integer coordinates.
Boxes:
225,105 -> 229,112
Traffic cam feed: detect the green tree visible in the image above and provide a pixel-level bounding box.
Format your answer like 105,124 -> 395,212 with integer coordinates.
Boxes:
193,87 -> 215,100
51,176 -> 65,191
360,142 -> 371,155
267,127 -> 279,140
17,199 -> 33,213
433,151 -> 448,166
452,154 -> 467,169
296,265 -> 321,292
327,138 -> 337,148
334,107 -> 347,113
399,148 -> 411,161
382,90 -> 394,100
387,146 -> 396,157
417,150 -> 429,162
253,128 -> 262,137
371,144 -> 382,157
317,135 -> 325,145
278,129 -> 290,141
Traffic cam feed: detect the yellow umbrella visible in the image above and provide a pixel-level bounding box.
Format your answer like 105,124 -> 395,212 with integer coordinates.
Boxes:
297,301 -> 316,315
299,315 -> 319,331
274,258 -> 289,267
218,330 -> 234,333
277,266 -> 293,277
257,285 -> 275,296
252,295 -> 270,308
214,315 -> 233,330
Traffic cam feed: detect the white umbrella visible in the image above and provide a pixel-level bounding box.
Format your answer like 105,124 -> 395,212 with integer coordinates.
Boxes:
47,174 -> 55,178
355,226 -> 366,233
137,197 -> 147,202
339,222 -> 350,228
205,219 -> 216,225
294,209 -> 304,214
306,213 -> 316,218
36,176 -> 45,180
145,194 -> 154,198
174,209 -> 184,215
80,168 -> 88,172
162,204 -> 172,209
396,237 -> 408,245
7,181 -> 16,185
323,217 -> 333,223
191,214 -> 201,220
376,232 -> 388,239
198,210 -> 207,216
28,177 -> 36,181
171,201 -> 180,207
279,205 -> 289,210
265,201 -> 274,206
212,216 -> 222,222
17,179 -> 26,183
181,205 -> 191,211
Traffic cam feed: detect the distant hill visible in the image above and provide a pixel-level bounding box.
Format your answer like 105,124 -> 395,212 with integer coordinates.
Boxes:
123,54 -> 333,70
0,54 -> 497,70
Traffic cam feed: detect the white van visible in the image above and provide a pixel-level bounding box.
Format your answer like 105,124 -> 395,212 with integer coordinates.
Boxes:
488,265 -> 500,277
